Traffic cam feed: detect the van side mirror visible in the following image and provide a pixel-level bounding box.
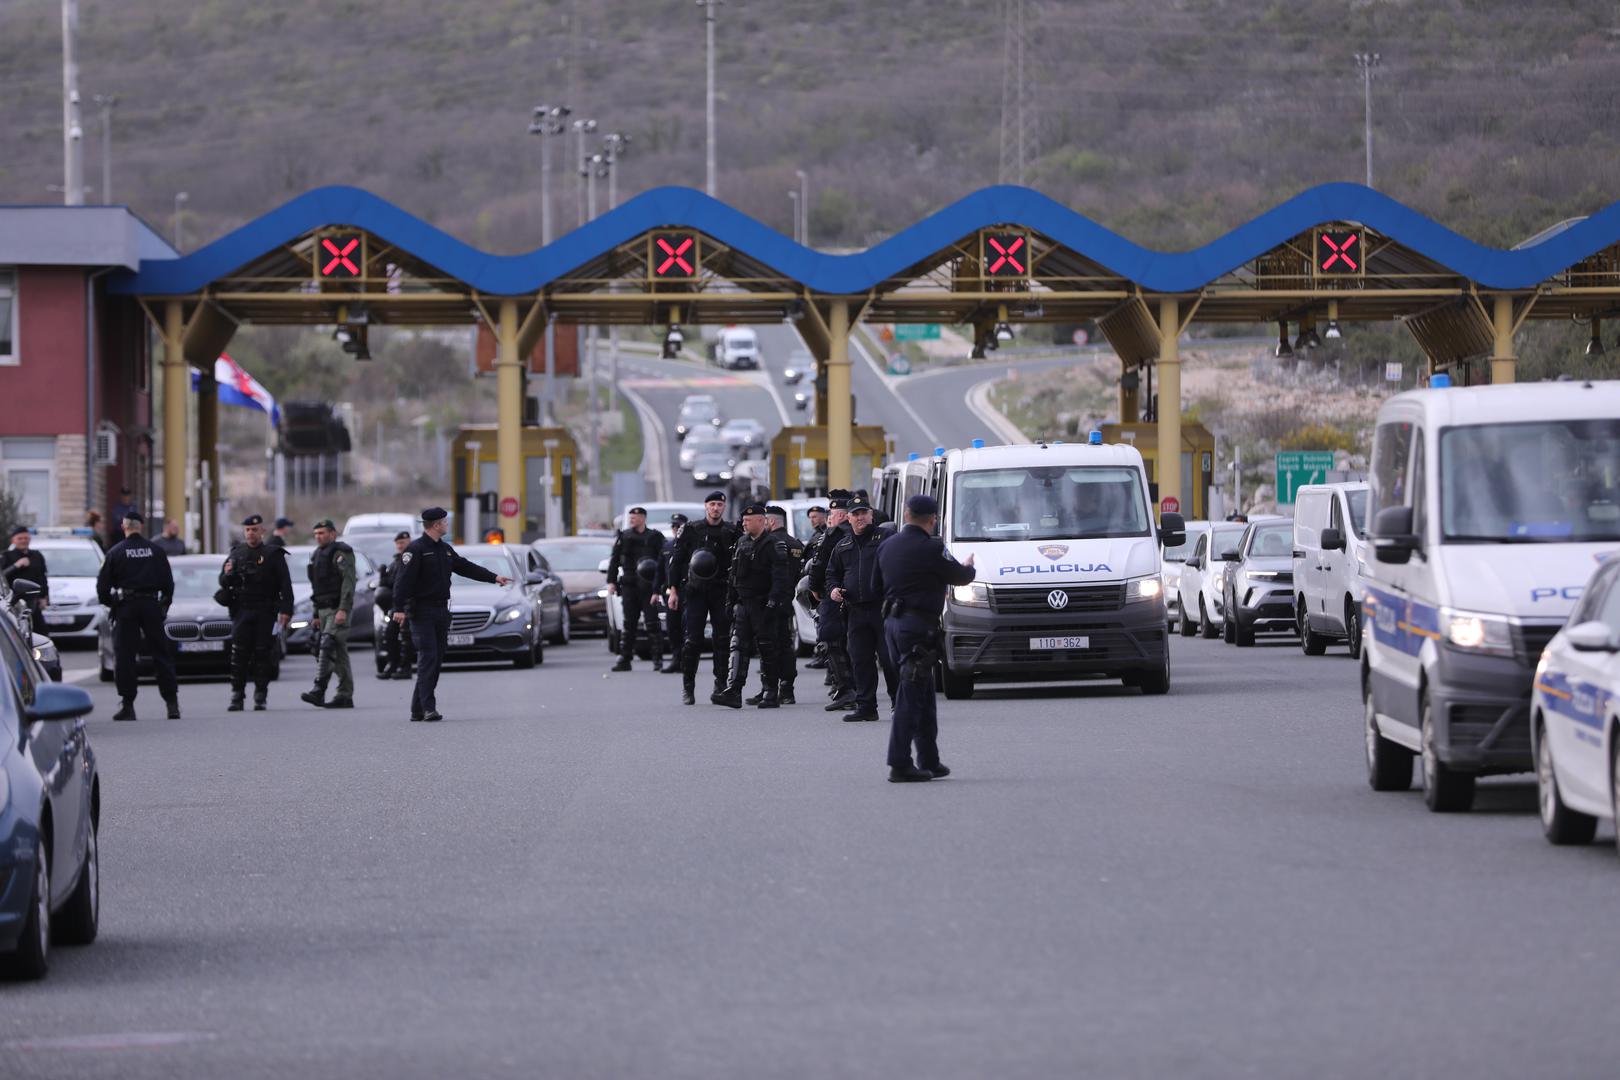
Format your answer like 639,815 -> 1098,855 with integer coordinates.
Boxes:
1566,621 -> 1618,653
1372,506 -> 1418,565
1320,527 -> 1345,552
11,578 -> 40,599
1220,551 -> 1242,562
1158,512 -> 1185,550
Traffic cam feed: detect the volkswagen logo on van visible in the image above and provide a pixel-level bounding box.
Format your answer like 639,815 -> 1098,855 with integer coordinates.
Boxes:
1047,589 -> 1070,610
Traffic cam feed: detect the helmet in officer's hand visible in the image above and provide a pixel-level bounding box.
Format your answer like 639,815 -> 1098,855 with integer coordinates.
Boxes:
688,547 -> 719,581
636,557 -> 659,584
795,574 -> 814,607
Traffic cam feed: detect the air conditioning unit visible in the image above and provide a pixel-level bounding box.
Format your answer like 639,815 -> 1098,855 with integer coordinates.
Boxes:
93,428 -> 118,467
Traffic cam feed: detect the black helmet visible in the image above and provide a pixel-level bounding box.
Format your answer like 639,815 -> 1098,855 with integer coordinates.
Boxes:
636,557 -> 659,583
688,547 -> 719,581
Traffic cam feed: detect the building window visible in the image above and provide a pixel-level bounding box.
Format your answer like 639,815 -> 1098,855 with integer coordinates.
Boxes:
0,269 -> 16,365
0,438 -> 57,526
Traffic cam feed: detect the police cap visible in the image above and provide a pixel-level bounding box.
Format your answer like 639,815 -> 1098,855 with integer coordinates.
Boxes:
848,497 -> 873,513
274,517 -> 294,529
628,506 -> 647,516
635,556 -> 659,582
421,507 -> 448,523
765,504 -> 787,517
828,496 -> 849,510
669,513 -> 689,526
312,518 -> 337,531
9,524 -> 29,537
808,506 -> 827,515
855,489 -> 871,500
704,490 -> 727,504
906,494 -> 939,516
827,488 -> 852,500
122,510 -> 144,525
688,547 -> 720,581
741,502 -> 768,517
394,531 -> 411,541
242,514 -> 264,527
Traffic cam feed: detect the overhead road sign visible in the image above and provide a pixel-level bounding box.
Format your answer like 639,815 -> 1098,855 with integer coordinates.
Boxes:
1275,451 -> 1335,504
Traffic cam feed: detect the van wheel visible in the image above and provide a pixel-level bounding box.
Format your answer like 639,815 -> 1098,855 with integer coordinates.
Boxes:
1138,659 -> 1170,695
1537,718 -> 1596,844
1199,599 -> 1218,639
940,664 -> 974,700
1364,689 -> 1412,791
1421,693 -> 1475,812
1178,604 -> 1196,637
1344,598 -> 1363,660
1299,599 -> 1328,656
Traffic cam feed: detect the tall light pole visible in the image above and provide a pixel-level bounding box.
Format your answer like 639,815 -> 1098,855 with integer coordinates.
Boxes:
60,0 -> 85,206
787,190 -> 801,244
1354,52 -> 1381,188
528,103 -> 570,245
172,191 -> 189,251
93,93 -> 116,204
795,168 -> 809,246
582,150 -> 609,495
571,117 -> 597,228
602,133 -> 630,412
697,0 -> 722,197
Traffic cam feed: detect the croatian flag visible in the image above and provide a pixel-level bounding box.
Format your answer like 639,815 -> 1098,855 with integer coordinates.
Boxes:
192,354 -> 280,426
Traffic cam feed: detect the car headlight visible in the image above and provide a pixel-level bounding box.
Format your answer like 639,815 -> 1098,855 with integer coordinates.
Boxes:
952,583 -> 989,606
1441,607 -> 1514,656
498,606 -> 525,623
719,470 -> 732,480
1126,576 -> 1163,603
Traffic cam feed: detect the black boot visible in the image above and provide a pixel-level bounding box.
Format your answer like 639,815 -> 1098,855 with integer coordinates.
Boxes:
681,672 -> 696,706
714,653 -> 747,709
755,688 -> 780,709
746,690 -> 766,706
326,696 -> 354,709
611,656 -> 632,672
227,689 -> 245,712
253,687 -> 268,711
112,698 -> 136,722
164,696 -> 181,720
779,680 -> 796,706
301,689 -> 327,708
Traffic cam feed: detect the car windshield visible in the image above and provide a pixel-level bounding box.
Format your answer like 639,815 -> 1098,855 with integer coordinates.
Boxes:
1248,523 -> 1294,557
1441,419 -> 1620,543
1346,489 -> 1369,537
951,466 -> 1149,542
464,554 -> 514,578
34,546 -> 101,576
681,401 -> 719,422
172,562 -> 222,599
534,542 -> 612,570
345,535 -> 399,570
1211,527 -> 1246,558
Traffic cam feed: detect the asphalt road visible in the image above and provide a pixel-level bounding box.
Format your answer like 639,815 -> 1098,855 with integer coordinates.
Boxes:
5,630 -> 1618,1079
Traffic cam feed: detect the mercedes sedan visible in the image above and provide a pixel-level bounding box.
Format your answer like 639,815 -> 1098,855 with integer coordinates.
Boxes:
375,544 -> 546,669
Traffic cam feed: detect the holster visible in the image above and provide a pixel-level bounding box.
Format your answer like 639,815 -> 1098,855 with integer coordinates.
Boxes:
881,596 -> 904,619
899,640 -> 938,689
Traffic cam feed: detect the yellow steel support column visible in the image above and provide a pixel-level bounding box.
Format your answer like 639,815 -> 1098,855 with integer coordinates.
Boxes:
1490,294 -> 1517,385
1118,363 -> 1140,423
161,301 -> 189,546
826,299 -> 853,491
196,373 -> 219,554
1156,298 -> 1182,518
496,298 -> 523,537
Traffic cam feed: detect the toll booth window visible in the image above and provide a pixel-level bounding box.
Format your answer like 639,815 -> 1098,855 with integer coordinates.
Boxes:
951,466 -> 1148,541
1439,419 -> 1620,543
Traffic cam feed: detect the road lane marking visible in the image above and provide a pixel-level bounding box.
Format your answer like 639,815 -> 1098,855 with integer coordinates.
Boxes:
849,331 -> 940,446
966,377 -> 1028,444
620,383 -> 672,501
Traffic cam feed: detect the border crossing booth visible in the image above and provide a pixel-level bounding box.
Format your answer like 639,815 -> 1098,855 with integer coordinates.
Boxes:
769,425 -> 887,499
1099,421 -> 1215,522
451,425 -> 578,542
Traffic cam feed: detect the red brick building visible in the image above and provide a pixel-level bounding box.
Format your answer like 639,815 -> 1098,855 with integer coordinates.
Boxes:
0,206 -> 175,538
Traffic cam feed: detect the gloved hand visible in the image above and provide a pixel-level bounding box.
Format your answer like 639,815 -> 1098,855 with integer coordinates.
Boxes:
765,599 -> 780,610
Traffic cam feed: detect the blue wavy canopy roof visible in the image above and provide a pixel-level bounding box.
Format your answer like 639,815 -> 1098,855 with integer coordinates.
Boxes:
112,181 -> 1620,297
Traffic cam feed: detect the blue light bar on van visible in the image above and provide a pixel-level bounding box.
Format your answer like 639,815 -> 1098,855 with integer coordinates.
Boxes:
1088,430 -> 1103,445
934,447 -> 946,457
1430,373 -> 1452,388
907,452 -> 919,461
971,438 -> 985,449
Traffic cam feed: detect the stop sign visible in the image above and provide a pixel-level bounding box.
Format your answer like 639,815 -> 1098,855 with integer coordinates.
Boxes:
1161,496 -> 1181,515
499,496 -> 519,518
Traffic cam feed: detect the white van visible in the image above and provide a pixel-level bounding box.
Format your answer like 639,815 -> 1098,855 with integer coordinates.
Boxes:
713,327 -> 760,370
1291,482 -> 1370,657
937,437 -> 1184,698
1361,377 -> 1620,813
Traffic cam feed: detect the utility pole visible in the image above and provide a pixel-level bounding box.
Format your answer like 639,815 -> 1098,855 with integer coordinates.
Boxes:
1354,52 -> 1381,188
999,0 -> 1035,185
582,150 -> 608,495
602,133 -> 630,413
93,93 -> 116,204
173,191 -> 189,251
528,103 -> 570,244
61,0 -> 85,206
795,168 -> 809,246
698,0 -> 722,197
571,117 -> 597,228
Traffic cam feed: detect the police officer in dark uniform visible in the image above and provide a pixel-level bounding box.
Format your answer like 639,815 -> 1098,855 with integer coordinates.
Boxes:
655,513 -> 688,674
668,491 -> 742,705
807,491 -> 855,711
391,506 -> 509,723
219,513 -> 295,712
2,525 -> 48,615
760,505 -> 806,705
268,517 -> 294,548
375,531 -> 417,679
96,511 -> 180,721
877,494 -> 976,782
798,506 -> 829,670
856,489 -> 891,528
715,502 -> 791,709
827,496 -> 895,723
606,507 -> 667,672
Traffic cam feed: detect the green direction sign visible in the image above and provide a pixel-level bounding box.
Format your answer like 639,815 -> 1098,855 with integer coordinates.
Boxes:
894,324 -> 941,341
1275,450 -> 1336,504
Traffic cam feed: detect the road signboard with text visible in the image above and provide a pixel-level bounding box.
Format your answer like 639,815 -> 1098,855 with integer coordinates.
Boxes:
894,324 -> 941,341
1275,451 -> 1336,504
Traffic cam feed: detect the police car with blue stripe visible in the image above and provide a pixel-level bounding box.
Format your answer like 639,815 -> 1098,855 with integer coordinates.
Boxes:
1530,558 -> 1620,850
1362,376 -> 1620,812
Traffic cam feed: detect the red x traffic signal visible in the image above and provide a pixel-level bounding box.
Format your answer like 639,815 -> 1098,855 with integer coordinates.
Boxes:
649,233 -> 699,280
1316,230 -> 1362,275
984,232 -> 1028,278
319,234 -> 363,278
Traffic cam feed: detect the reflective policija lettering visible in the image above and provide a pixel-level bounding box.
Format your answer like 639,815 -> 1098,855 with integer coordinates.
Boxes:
996,562 -> 1113,576
125,548 -> 153,558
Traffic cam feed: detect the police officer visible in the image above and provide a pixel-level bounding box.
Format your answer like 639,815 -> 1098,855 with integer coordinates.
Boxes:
606,507 -> 666,672
220,514 -> 295,712
375,531 -> 417,679
715,502 -> 790,709
827,496 -> 895,723
268,517 -> 294,548
807,491 -> 856,711
655,513 -> 688,674
667,492 -> 742,705
798,505 -> 830,674
300,518 -> 357,710
391,507 -> 509,723
878,494 -> 976,783
759,505 -> 806,705
856,489 -> 891,528
2,525 -> 48,614
95,511 -> 179,721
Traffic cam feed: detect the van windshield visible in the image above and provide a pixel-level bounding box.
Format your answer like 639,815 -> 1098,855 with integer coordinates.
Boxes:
1346,489 -> 1368,537
1441,419 -> 1620,543
951,466 -> 1149,542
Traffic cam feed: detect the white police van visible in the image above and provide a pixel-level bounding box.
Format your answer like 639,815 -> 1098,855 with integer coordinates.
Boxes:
1292,481 -> 1370,657
1362,376 -> 1620,812
937,435 -> 1183,698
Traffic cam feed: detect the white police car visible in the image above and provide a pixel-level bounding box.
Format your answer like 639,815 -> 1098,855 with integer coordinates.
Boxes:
1531,556 -> 1620,849
1362,376 -> 1620,812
